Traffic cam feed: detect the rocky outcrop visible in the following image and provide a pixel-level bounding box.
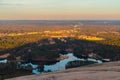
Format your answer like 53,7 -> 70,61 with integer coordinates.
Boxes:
6,61 -> 120,80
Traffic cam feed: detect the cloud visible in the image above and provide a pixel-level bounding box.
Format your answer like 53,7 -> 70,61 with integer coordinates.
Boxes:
0,3 -> 24,6
0,0 -> 24,6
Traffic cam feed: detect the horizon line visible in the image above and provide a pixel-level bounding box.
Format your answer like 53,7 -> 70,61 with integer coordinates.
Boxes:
0,19 -> 120,21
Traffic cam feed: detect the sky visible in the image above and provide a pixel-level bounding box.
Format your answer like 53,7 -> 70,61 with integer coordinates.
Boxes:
0,0 -> 120,20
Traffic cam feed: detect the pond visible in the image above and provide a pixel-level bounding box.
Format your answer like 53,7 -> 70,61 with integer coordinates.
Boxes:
0,59 -> 7,63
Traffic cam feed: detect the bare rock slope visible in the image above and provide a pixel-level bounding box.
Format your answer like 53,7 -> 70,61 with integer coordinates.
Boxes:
7,61 -> 120,80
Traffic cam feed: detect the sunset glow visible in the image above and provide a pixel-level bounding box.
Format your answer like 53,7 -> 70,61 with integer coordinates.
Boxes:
0,0 -> 120,20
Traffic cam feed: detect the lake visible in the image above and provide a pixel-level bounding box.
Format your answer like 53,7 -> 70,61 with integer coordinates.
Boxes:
17,53 -> 102,74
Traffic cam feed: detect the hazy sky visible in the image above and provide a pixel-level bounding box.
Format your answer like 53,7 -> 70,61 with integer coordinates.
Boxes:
0,0 -> 120,20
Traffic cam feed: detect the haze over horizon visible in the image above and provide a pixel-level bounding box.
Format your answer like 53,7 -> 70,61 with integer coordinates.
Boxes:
0,0 -> 120,20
